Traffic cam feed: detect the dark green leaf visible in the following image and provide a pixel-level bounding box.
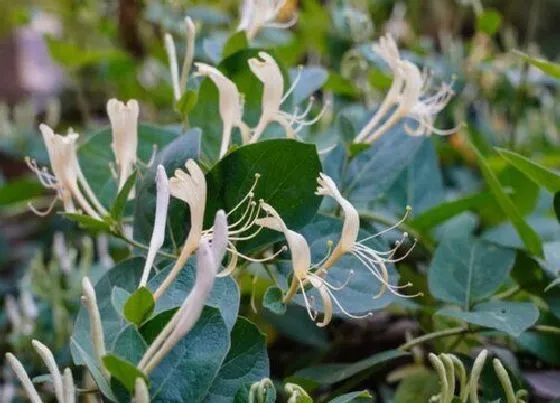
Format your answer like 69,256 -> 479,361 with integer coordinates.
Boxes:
329,390 -> 373,402
0,179 -> 44,206
139,308 -> 179,344
175,90 -> 199,118
124,287 -> 155,326
110,171 -> 136,220
514,50 -> 560,79
428,236 -> 516,308
554,192 -> 560,222
103,354 -> 147,392
394,369 -> 440,403
263,286 -> 286,315
517,331 -> 560,365
62,213 -> 112,232
438,301 -> 539,336
496,148 -> 560,193
222,31 -> 249,59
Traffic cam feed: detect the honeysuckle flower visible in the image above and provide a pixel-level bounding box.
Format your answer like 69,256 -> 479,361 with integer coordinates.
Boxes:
139,165 -> 170,287
62,368 -> 74,403
154,159 -> 206,299
107,98 -> 139,191
385,3 -> 411,42
354,34 -> 458,144
248,52 -> 326,142
5,353 -> 42,403
96,234 -> 114,269
257,202 -> 368,326
135,378 -> 150,403
315,173 -> 418,298
32,340 -> 64,402
194,62 -> 250,157
139,212 -> 227,374
237,0 -> 297,40
165,16 -> 196,102
81,277 -> 109,379
26,124 -> 108,219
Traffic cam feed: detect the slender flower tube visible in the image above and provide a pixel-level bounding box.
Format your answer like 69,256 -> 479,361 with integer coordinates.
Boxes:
165,16 -> 196,101
248,52 -> 326,142
139,165 -> 170,287
31,340 -> 64,402
493,359 -> 517,403
194,63 -> 250,156
5,353 -> 42,403
469,350 -> 488,403
81,277 -> 109,379
63,368 -> 75,403
237,0 -> 297,40
107,98 -> 139,191
154,160 -> 206,299
135,378 -> 150,403
139,212 -> 226,373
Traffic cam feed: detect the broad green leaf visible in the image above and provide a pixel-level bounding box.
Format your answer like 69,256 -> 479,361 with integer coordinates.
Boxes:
345,127 -> 425,202
496,148 -> 560,193
222,31 -> 249,59
428,236 -> 516,308
112,325 -> 147,364
262,305 -> 329,348
394,369 -> 440,403
123,287 -> 155,326
514,50 -> 560,79
133,128 -> 201,247
476,9 -> 502,35
292,350 -> 407,385
110,171 -> 136,220
204,318 -> 269,402
438,301 -> 539,337
329,390 -> 373,402
103,354 -> 147,392
276,216 -> 400,316
290,66 -> 329,105
80,124 -> 179,207
263,286 -> 286,315
111,287 -> 130,317
0,179 -> 44,206
204,139 -> 322,252
555,192 -> 560,223
387,140 -> 444,214
148,307 -> 230,401
482,217 -> 560,251
61,213 -> 112,233
470,142 -> 543,257
517,331 -> 560,365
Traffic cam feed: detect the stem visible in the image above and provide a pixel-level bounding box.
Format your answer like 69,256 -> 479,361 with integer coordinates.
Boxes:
533,325 -> 560,335
116,233 -> 177,259
399,327 -> 469,351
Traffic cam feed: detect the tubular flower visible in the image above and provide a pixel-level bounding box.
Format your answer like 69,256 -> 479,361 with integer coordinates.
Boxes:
26,124 -> 108,218
315,173 -> 419,298
5,353 -> 42,403
248,52 -> 326,142
237,0 -> 297,40
165,16 -> 196,102
139,212 -> 227,374
354,34 -> 458,144
194,63 -> 250,157
154,159 -> 207,299
257,202 -> 368,327
106,98 -> 139,190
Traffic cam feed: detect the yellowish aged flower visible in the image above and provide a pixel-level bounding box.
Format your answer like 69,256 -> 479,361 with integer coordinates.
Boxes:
237,0 -> 297,40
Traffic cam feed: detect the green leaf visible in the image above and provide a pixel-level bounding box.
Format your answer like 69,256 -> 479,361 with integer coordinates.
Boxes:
517,330 -> 560,365
495,148 -> 560,193
139,308 -> 178,344
204,318 -> 269,402
438,301 -> 539,337
263,286 -> 286,315
292,350 -> 407,385
103,354 -> 147,393
133,128 -> 201,247
175,90 -> 198,118
111,287 -> 130,317
0,179 -> 44,206
262,305 -> 329,348
45,36 -> 126,69
291,67 -> 329,105
428,236 -> 516,308
514,50 -> 560,79
110,171 -> 136,220
204,139 -> 322,252
62,213 -> 112,233
394,369 -> 440,403
476,9 -> 502,35
222,31 -> 249,59
124,287 -> 155,326
329,390 -> 373,402
80,124 -> 179,207
555,192 -> 560,222
470,141 -> 543,257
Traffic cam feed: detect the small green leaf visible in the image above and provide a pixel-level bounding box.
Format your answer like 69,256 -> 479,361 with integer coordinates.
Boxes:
124,287 -> 155,326
175,90 -> 198,118
470,141 -> 543,257
514,50 -> 560,79
496,148 -> 560,193
476,9 -> 502,35
110,171 -> 136,220
102,354 -> 147,392
347,143 -> 370,158
339,115 -> 356,144
330,390 -> 373,402
222,31 -> 249,59
263,286 -> 286,315
62,213 -> 112,232
139,308 -> 178,344
0,179 -> 44,206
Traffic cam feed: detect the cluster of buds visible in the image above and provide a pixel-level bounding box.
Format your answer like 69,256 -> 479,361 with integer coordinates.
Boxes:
354,34 -> 460,144
428,350 -> 528,403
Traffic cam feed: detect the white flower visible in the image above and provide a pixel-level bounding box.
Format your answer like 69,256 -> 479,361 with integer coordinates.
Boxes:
81,277 -> 109,379
32,340 -> 64,402
354,34 -> 458,144
26,124 -> 108,219
139,165 -> 170,287
237,0 -> 297,40
135,378 -> 150,403
165,16 -> 196,101
139,212 -> 227,374
107,98 -> 139,190
62,368 -> 74,403
248,52 -> 326,142
194,63 -> 250,157
5,353 -> 42,403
